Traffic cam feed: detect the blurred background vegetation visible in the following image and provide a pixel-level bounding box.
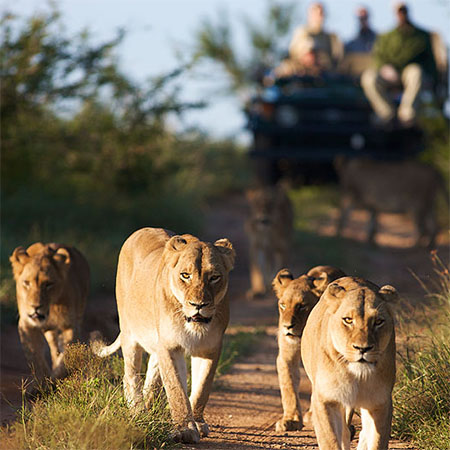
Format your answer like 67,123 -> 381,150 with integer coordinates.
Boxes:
0,9 -> 250,301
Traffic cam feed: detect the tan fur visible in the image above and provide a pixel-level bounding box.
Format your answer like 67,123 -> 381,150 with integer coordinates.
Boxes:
245,184 -> 293,299
10,243 -> 89,381
273,266 -> 345,432
301,277 -> 397,450
92,228 -> 235,444
335,157 -> 448,247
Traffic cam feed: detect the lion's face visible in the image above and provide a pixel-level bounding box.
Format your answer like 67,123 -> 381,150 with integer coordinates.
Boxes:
273,270 -> 321,340
164,235 -> 235,330
10,245 -> 71,326
323,278 -> 396,376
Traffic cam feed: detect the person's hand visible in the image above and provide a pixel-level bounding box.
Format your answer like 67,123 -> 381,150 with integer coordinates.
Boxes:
380,64 -> 399,83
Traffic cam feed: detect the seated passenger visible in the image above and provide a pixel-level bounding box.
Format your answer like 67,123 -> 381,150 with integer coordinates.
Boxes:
289,2 -> 343,71
361,2 -> 437,126
345,6 -> 377,54
274,38 -> 323,79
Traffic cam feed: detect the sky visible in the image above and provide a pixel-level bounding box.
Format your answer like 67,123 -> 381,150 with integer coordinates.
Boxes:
3,0 -> 450,140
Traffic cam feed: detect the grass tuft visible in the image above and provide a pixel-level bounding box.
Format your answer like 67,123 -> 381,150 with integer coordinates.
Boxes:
1,343 -> 172,450
392,253 -> 450,450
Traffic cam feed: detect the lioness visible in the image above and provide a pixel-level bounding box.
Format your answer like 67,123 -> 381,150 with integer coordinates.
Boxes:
301,276 -> 397,449
92,228 -> 235,444
245,184 -> 293,299
273,265 -> 345,432
10,243 -> 90,381
335,157 -> 448,247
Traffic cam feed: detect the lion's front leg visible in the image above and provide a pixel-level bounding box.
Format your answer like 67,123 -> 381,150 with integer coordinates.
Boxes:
275,349 -> 303,432
157,347 -> 200,444
44,330 -> 64,378
358,402 -> 392,450
189,348 -> 221,437
312,396 -> 349,450
18,319 -> 51,382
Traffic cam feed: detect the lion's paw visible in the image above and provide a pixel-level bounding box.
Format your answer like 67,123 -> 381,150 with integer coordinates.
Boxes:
302,409 -> 313,426
170,423 -> 200,444
275,419 -> 303,432
195,421 -> 210,437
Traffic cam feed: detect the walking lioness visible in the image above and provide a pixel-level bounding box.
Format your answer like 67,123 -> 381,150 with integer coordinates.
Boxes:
92,228 -> 235,444
10,242 -> 90,382
273,265 -> 345,432
245,184 -> 293,299
301,277 -> 397,449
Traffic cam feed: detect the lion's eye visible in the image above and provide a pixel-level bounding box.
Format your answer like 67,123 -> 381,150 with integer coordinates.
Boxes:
44,282 -> 54,290
210,274 -> 221,283
343,317 -> 353,325
297,304 -> 307,311
180,272 -> 191,281
22,280 -> 30,289
279,303 -> 286,310
375,318 -> 384,327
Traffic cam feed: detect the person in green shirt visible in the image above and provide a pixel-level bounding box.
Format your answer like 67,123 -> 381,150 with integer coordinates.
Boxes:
361,2 -> 437,126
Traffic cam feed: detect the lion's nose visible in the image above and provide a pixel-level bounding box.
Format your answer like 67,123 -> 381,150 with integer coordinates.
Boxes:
189,302 -> 209,310
353,344 -> 374,354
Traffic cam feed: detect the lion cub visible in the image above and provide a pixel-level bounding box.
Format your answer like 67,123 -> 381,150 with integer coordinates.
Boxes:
273,265 -> 345,432
301,277 -> 397,449
92,228 -> 235,444
10,243 -> 90,381
245,184 -> 293,299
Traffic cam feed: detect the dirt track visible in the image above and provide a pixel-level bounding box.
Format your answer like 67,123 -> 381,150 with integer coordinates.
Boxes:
1,194 -> 448,448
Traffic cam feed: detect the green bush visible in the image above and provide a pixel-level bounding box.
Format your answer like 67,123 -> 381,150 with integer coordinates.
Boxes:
392,254 -> 450,449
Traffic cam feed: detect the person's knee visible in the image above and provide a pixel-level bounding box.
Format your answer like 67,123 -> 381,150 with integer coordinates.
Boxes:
361,68 -> 377,89
402,63 -> 423,84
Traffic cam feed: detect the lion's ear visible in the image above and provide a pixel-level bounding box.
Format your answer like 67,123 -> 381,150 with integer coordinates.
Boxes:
166,235 -> 188,252
272,269 -> 294,297
379,285 -> 398,302
326,282 -> 346,299
53,247 -> 71,267
10,247 -> 30,279
214,238 -> 235,272
310,272 -> 329,296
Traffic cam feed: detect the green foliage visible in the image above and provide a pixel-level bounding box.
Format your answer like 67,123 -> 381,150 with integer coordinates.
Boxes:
0,8 -> 249,307
392,255 -> 450,449
193,0 -> 298,93
1,344 -> 173,450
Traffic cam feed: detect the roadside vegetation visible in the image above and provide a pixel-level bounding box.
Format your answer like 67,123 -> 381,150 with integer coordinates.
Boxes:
392,253 -> 450,450
0,9 -> 248,318
1,329 -> 261,449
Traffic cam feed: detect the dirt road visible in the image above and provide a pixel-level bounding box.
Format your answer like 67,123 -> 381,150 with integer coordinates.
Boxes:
1,193 -> 447,448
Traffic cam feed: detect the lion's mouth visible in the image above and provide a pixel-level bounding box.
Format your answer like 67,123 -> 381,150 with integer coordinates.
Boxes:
286,332 -> 301,338
29,312 -> 47,322
356,357 -> 375,364
186,313 -> 212,324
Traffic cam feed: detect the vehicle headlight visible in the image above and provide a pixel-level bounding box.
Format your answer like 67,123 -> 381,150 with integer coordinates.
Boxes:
350,133 -> 365,150
276,105 -> 299,127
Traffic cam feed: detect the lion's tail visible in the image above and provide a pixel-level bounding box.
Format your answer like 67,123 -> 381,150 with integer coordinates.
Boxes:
90,332 -> 121,358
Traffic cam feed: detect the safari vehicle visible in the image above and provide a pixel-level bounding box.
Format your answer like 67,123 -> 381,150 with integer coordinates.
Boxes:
245,72 -> 425,184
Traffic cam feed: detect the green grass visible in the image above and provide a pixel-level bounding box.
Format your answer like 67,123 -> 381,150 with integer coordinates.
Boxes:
2,329 -> 262,449
392,254 -> 450,450
1,344 -> 173,450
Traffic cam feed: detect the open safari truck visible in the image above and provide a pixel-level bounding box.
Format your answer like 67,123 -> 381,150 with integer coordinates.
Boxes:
245,39 -> 448,185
